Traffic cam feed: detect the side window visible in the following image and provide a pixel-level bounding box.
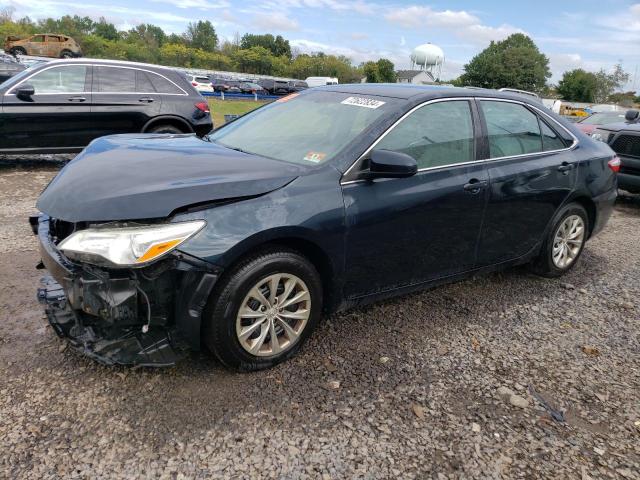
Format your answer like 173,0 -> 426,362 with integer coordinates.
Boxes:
20,66 -> 88,94
540,120 -> 567,151
31,35 -> 45,43
481,101 -> 542,158
374,100 -> 475,169
148,72 -> 183,94
46,36 -> 60,42
135,70 -> 156,93
96,67 -> 136,92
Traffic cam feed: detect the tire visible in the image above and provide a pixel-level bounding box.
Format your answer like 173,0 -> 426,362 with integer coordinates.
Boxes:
59,50 -> 74,58
531,203 -> 589,278
146,124 -> 185,134
10,47 -> 26,56
203,248 -> 323,371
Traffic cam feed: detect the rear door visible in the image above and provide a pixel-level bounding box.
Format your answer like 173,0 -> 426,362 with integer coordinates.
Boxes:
26,35 -> 46,56
90,65 -> 163,137
475,99 -> 578,266
0,64 -> 92,150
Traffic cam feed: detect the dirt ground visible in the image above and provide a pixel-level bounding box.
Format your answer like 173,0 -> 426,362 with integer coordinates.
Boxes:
0,163 -> 639,479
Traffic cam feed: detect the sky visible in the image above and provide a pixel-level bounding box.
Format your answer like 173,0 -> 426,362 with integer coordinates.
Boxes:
3,0 -> 640,89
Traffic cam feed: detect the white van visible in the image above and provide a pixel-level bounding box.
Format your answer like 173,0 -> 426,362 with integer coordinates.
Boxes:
305,76 -> 339,87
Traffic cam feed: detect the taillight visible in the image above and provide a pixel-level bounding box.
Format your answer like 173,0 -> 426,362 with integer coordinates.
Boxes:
608,156 -> 621,173
192,82 -> 198,86
195,102 -> 210,113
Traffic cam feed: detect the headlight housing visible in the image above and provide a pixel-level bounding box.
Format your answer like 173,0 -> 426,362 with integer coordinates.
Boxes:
58,220 -> 206,267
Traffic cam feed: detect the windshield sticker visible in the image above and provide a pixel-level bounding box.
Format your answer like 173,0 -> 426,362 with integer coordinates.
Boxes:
341,96 -> 386,109
303,151 -> 326,163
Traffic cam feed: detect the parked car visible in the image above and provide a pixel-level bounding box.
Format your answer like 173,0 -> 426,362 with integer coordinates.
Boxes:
5,34 -> 82,58
576,111 -> 628,135
210,77 -> 230,92
287,80 -> 308,93
34,84 -> 617,370
187,74 -> 214,93
223,80 -> 243,93
0,51 -> 26,82
240,82 -> 267,94
0,59 -> 213,153
591,109 -> 640,193
257,78 -> 290,95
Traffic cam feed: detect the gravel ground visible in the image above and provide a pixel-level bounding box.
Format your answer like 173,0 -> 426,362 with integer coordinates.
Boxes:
0,164 -> 639,479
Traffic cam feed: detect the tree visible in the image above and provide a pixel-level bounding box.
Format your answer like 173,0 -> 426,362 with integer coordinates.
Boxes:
376,58 -> 396,82
459,33 -> 551,92
557,69 -> 598,102
93,18 -> 119,41
593,64 -> 630,103
240,33 -> 291,59
363,61 -> 380,82
608,91 -> 637,107
184,20 -> 217,51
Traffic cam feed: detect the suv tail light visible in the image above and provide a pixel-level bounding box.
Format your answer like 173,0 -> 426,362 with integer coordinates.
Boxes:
192,82 -> 198,86
195,102 -> 210,113
608,155 -> 621,173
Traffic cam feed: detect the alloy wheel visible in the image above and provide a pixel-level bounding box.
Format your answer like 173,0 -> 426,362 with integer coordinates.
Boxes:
235,273 -> 311,357
552,214 -> 585,268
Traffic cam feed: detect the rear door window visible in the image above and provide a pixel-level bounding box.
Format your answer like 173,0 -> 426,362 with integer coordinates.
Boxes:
96,66 -> 136,92
480,101 -> 543,158
135,70 -> 156,93
540,120 -> 567,151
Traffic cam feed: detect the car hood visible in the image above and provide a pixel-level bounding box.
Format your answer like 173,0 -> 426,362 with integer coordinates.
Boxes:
37,134 -> 305,222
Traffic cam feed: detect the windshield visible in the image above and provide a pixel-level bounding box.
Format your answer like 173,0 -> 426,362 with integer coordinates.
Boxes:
209,90 -> 398,165
580,112 -> 626,125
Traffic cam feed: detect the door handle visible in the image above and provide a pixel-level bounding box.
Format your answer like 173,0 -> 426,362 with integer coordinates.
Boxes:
138,97 -> 154,103
557,162 -> 574,173
67,96 -> 86,102
463,179 -> 488,194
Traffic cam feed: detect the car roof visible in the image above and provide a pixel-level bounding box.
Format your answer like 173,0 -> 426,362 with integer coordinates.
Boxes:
598,121 -> 640,132
315,83 -> 544,104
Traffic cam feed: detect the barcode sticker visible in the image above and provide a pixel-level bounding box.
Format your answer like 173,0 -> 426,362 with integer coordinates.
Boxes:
341,97 -> 386,109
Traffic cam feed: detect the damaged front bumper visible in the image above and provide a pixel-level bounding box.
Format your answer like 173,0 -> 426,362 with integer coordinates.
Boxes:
33,215 -> 220,367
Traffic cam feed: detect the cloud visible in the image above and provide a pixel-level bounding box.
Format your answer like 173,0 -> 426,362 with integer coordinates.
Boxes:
150,0 -> 228,9
252,13 -> 300,31
350,32 -> 369,40
386,6 -> 478,29
386,5 -> 524,45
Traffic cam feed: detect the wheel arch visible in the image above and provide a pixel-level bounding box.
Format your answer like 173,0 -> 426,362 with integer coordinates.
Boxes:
213,229 -> 341,314
142,115 -> 194,134
567,194 -> 596,238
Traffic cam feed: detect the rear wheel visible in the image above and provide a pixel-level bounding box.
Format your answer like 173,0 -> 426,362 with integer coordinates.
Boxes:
10,47 -> 26,56
59,49 -> 74,58
203,249 -> 322,371
531,203 -> 588,277
146,124 -> 185,134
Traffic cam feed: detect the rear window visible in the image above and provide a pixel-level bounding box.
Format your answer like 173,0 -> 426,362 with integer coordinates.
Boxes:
194,76 -> 210,82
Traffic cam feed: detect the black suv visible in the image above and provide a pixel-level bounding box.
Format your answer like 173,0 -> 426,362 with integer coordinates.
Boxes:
592,110 -> 640,193
0,59 -> 213,154
257,79 -> 290,95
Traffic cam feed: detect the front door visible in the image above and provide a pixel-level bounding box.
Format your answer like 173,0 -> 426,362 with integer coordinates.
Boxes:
342,99 -> 488,298
90,65 -> 163,137
0,64 -> 92,151
475,99 -> 579,266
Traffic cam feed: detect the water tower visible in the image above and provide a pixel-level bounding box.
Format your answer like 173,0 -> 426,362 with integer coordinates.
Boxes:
410,43 -> 444,81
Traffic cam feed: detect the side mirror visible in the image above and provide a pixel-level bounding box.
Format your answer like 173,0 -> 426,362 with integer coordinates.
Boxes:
15,84 -> 35,99
625,109 -> 639,123
364,149 -> 418,180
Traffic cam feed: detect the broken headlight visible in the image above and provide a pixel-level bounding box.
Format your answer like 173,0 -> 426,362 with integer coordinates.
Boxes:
58,220 -> 206,267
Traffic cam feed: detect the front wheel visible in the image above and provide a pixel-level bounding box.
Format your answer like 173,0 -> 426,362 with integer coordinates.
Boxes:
203,249 -> 322,371
531,203 -> 588,277
59,50 -> 74,58
10,47 -> 26,56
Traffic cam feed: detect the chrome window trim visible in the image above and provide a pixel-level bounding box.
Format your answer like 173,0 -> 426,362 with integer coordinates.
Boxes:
340,96 -> 578,186
4,63 -> 188,96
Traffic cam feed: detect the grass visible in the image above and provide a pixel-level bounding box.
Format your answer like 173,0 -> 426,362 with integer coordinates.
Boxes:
207,98 -> 270,127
